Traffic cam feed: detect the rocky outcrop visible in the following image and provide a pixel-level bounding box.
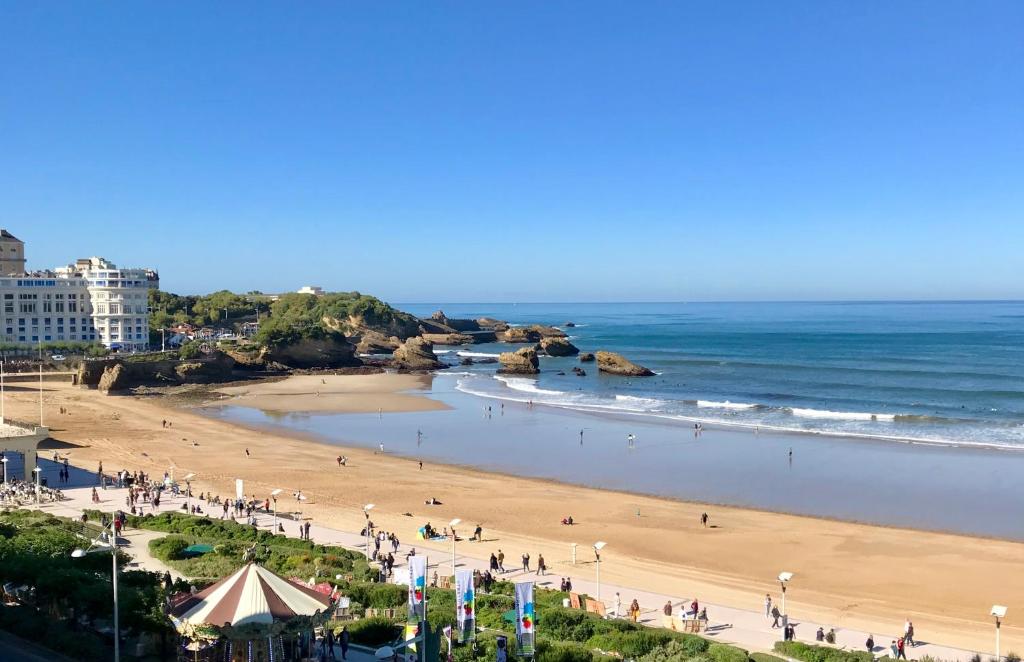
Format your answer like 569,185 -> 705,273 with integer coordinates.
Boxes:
354,331 -> 401,355
421,332 -> 475,346
595,351 -> 655,377
579,352 -> 595,362
498,347 -> 540,374
266,336 -> 359,369
564,322 -> 576,328
174,354 -> 236,382
530,324 -> 566,338
540,337 -> 580,357
499,327 -> 540,343
392,337 -> 443,370
477,317 -> 509,331
98,364 -> 130,393
572,366 -> 586,376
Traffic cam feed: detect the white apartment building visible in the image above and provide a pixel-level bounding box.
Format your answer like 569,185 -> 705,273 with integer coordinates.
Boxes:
0,231 -> 159,352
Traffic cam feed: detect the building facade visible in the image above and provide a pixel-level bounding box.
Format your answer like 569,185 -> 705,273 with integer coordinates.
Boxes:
0,231 -> 159,352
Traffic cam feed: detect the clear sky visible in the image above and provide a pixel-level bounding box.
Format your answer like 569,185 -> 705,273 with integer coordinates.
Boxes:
2,3 -> 1021,302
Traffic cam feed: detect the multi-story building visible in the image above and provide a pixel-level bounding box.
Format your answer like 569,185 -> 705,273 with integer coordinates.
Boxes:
0,230 -> 159,352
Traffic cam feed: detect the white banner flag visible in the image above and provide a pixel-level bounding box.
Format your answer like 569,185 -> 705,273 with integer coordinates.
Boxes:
515,582 -> 535,655
235,478 -> 244,500
455,569 -> 476,642
407,555 -> 427,622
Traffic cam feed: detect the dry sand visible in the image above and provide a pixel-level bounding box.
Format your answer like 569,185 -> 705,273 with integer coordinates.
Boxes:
9,374 -> 1023,653
216,373 -> 449,414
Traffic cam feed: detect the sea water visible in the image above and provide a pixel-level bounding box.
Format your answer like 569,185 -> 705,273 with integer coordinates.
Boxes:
403,301 -> 1024,449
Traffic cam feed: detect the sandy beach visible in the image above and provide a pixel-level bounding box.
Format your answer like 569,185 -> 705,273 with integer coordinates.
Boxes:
7,374 -> 1023,654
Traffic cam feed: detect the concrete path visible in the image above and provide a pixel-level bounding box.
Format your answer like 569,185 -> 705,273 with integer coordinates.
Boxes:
33,484 -> 978,661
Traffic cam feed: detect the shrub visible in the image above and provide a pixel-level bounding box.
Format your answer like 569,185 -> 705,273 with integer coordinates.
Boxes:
344,616 -> 401,647
709,643 -> 751,662
150,535 -> 190,560
587,629 -> 683,658
774,641 -> 874,662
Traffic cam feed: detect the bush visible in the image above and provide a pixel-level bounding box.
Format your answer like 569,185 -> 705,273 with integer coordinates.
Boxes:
586,629 -> 684,658
774,641 -> 874,662
709,643 -> 751,662
344,616 -> 401,647
150,535 -> 190,560
535,640 -> 604,662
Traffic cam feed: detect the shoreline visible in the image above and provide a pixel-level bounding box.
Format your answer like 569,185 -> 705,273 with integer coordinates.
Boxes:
451,371 -> 1024,453
201,400 -> 1024,544
6,376 -> 1024,654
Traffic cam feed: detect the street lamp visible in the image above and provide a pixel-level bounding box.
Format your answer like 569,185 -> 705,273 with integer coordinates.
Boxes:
1,358 -> 5,424
593,541 -> 607,602
778,572 -> 794,616
33,466 -> 42,504
992,605 -> 1008,661
183,473 -> 195,513
270,488 -> 282,533
363,504 -> 375,559
72,519 -> 121,662
1,456 -> 7,485
449,518 -> 462,576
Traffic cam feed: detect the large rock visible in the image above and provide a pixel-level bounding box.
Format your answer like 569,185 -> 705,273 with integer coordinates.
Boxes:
529,324 -> 567,338
266,335 -> 359,369
98,364 -> 130,393
498,347 -> 540,374
392,337 -> 443,370
355,331 -> 401,355
174,354 -> 236,382
540,337 -> 580,357
579,352 -> 595,362
477,317 -> 509,331
499,327 -> 541,343
421,332 -> 475,346
595,351 -> 655,377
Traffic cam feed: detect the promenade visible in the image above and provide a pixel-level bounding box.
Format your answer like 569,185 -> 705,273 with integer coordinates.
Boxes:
28,476 -> 981,662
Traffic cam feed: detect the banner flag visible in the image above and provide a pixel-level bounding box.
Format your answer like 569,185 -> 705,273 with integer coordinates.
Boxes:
515,582 -> 535,656
407,555 -> 427,622
235,479 -> 244,500
455,569 -> 476,642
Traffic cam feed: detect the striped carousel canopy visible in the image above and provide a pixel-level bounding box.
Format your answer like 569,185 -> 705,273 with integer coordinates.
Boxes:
170,563 -> 332,627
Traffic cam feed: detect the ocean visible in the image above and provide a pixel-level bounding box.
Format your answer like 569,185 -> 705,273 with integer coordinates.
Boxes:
399,301 -> 1024,449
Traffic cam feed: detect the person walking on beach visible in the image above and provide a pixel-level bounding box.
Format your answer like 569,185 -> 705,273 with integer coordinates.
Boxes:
890,641 -> 899,658
497,549 -> 505,573
521,552 -> 530,573
663,601 -> 673,617
904,619 -> 915,646
701,512 -> 709,527
865,634 -> 874,653
765,594 -> 772,618
897,638 -> 907,660
629,599 -> 641,622
613,592 -> 622,619
771,605 -> 782,628
536,554 -> 546,576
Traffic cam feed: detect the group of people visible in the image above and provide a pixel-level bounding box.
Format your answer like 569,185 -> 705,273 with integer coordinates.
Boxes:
1,477 -> 64,505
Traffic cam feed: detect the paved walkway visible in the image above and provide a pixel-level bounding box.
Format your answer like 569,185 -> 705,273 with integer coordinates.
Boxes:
33,484 -> 978,661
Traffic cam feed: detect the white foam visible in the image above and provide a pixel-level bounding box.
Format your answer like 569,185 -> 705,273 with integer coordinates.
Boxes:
789,407 -> 896,422
614,394 -> 666,410
432,349 -> 454,354
494,375 -> 566,396
457,351 -> 502,358
697,400 -> 758,410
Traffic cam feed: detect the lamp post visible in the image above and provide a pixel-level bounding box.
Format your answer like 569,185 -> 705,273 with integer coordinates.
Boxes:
778,572 -> 793,616
363,504 -> 375,559
271,488 -> 282,532
72,519 -> 120,662
1,358 -> 5,424
183,473 -> 195,513
33,466 -> 42,504
1,456 -> 8,485
593,541 -> 607,602
449,518 -> 461,577
992,606 -> 1008,661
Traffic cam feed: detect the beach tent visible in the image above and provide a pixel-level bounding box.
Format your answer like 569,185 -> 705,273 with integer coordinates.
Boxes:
170,563 -> 332,631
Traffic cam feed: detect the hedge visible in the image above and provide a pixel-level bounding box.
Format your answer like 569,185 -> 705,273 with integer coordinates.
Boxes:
774,641 -> 875,662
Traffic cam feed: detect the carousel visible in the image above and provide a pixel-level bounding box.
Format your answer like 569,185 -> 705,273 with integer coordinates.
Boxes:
169,563 -> 335,662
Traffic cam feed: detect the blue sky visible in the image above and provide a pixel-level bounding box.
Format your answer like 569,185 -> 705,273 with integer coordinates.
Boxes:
1,3 -> 1021,302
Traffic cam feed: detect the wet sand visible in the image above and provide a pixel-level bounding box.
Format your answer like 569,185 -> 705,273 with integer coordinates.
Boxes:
7,374 -> 1023,654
